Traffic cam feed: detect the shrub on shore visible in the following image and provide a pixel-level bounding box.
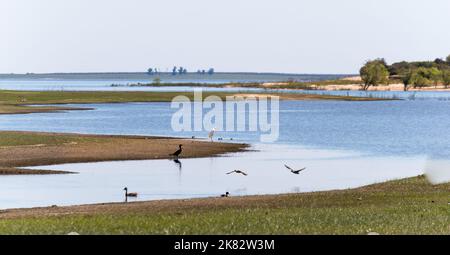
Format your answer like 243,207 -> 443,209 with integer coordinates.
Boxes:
384,55 -> 450,89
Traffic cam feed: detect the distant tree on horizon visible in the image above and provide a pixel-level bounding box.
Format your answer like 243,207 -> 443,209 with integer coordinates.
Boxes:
178,66 -> 188,74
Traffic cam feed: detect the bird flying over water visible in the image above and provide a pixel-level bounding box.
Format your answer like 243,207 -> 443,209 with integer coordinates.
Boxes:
284,164 -> 306,175
227,170 -> 248,176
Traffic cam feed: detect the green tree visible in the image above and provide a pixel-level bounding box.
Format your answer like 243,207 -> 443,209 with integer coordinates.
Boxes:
359,59 -> 389,90
428,67 -> 442,87
401,70 -> 413,91
388,61 -> 410,76
442,70 -> 450,88
410,68 -> 432,88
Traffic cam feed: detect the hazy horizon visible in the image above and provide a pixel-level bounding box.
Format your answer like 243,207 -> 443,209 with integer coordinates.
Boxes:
0,71 -> 356,75
2,0 -> 450,74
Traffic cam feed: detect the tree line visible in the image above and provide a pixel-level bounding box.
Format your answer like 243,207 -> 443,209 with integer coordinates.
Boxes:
147,67 -> 215,75
360,55 -> 450,91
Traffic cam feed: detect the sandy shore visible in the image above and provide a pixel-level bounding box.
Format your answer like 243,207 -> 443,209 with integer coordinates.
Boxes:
320,83 -> 450,91
0,131 -> 248,175
263,76 -> 450,92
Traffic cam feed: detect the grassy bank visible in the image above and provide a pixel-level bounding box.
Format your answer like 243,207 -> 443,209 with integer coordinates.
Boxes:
0,90 -> 388,114
0,176 -> 448,234
0,131 -> 248,175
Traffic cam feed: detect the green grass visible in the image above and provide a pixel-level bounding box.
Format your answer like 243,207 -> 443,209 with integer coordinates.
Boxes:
0,90 -> 383,111
0,132 -> 105,147
0,90 -> 207,105
119,79 -> 361,90
0,176 -> 448,234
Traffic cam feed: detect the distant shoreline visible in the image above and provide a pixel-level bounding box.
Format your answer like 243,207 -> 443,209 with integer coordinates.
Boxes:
119,78 -> 450,92
0,90 -> 387,115
0,72 -> 354,76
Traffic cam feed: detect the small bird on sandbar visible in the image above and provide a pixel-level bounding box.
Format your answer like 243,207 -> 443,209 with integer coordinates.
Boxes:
284,164 -> 307,175
208,128 -> 216,142
221,192 -> 230,198
227,170 -> 248,176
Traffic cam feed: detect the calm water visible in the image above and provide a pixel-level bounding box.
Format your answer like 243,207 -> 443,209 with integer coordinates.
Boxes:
0,97 -> 449,209
0,73 -> 346,91
1,100 -> 450,158
6,145 -> 423,209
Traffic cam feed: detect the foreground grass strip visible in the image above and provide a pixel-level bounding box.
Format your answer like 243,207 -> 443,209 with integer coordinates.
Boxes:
0,176 -> 448,234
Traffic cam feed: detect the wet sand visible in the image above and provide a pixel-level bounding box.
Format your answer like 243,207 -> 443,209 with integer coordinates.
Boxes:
0,131 -> 248,175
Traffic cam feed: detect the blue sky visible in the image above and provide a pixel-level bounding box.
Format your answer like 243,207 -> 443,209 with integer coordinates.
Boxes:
1,0 -> 449,74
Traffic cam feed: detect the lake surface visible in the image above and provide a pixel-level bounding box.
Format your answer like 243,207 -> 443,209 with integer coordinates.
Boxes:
1,100 -> 450,158
1,95 -> 449,209
0,73 -> 346,91
7,145 -> 422,210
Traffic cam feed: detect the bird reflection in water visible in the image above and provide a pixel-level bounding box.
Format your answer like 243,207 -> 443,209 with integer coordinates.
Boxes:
173,158 -> 182,171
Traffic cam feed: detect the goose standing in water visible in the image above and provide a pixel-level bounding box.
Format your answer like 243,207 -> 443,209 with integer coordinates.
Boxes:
124,187 -> 138,199
284,165 -> 307,175
170,144 -> 183,158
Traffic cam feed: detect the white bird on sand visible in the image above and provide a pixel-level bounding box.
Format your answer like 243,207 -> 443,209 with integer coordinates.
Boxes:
284,164 -> 307,175
208,128 -> 216,142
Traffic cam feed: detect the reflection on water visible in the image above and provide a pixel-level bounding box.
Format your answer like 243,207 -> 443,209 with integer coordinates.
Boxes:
0,144 -> 423,209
